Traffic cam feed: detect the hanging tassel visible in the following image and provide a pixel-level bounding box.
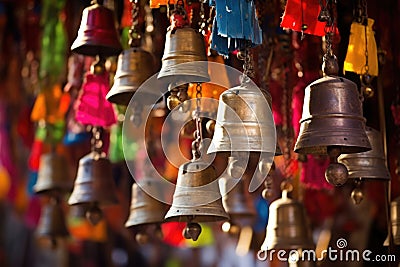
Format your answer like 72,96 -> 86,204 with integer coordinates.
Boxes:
75,71 -> 117,128
344,19 -> 378,76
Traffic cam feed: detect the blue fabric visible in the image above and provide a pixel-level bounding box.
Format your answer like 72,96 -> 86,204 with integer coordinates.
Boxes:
63,131 -> 90,145
210,0 -> 262,56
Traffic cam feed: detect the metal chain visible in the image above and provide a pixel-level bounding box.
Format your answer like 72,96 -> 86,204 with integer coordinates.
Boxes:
91,126 -> 103,155
129,0 -> 141,47
191,83 -> 203,160
238,46 -> 255,84
198,1 -> 206,35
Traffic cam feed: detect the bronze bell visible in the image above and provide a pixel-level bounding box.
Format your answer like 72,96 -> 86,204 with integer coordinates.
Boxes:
165,159 -> 229,223
34,152 -> 72,194
68,151 -> 118,207
208,80 -> 276,154
157,27 -> 210,86
294,75 -> 371,155
125,178 -> 169,228
36,199 -> 69,246
261,190 -> 314,250
338,127 -> 390,180
391,197 -> 400,245
107,47 -> 156,106
71,2 -> 122,57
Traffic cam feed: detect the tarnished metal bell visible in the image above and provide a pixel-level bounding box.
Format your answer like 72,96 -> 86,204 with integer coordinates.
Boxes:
107,48 -> 156,106
71,2 -> 122,57
261,190 -> 314,250
338,127 -> 390,180
391,197 -> 400,245
34,152 -> 72,194
157,27 -> 209,85
68,152 -> 118,206
125,178 -> 169,227
208,80 -> 276,154
165,159 -> 229,222
36,200 -> 69,241
294,75 -> 371,155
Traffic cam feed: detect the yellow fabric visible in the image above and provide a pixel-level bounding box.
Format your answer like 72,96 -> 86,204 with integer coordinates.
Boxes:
150,0 -> 176,8
185,223 -> 215,247
344,19 -> 378,76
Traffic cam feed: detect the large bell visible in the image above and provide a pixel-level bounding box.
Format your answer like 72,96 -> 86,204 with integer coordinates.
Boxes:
391,197 -> 400,245
294,75 -> 371,155
338,127 -> 390,180
71,2 -> 122,57
125,178 -> 169,228
36,199 -> 69,245
208,80 -> 276,154
107,47 -> 156,106
68,152 -> 118,207
157,27 -> 209,85
34,152 -> 72,194
165,159 -> 228,223
261,190 -> 314,250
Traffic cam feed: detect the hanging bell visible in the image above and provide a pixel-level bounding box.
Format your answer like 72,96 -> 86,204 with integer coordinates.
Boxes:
338,127 -> 390,180
391,197 -> 400,245
107,47 -> 156,106
68,151 -> 118,207
294,75 -> 371,155
157,27 -> 210,86
207,80 -> 276,155
36,199 -> 69,246
125,178 -> 169,228
71,2 -> 122,57
34,152 -> 72,194
165,159 -> 229,223
261,190 -> 314,250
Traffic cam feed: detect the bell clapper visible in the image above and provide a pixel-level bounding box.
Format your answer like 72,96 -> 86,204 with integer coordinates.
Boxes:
325,146 -> 349,186
351,179 -> 364,205
183,221 -> 202,241
85,204 -> 103,225
135,232 -> 150,245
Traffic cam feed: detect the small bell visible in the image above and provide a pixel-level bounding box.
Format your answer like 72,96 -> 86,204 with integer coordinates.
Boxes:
71,1 -> 122,57
34,152 -> 72,195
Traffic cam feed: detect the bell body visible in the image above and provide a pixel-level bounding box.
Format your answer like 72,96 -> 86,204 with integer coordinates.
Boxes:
71,3 -> 122,57
107,47 -> 156,106
36,201 -> 69,238
262,192 -> 314,250
34,152 -> 72,194
391,197 -> 400,245
338,127 -> 390,180
294,75 -> 371,155
125,178 -> 169,227
68,152 -> 118,206
157,27 -> 209,86
165,159 -> 229,222
208,81 -> 276,154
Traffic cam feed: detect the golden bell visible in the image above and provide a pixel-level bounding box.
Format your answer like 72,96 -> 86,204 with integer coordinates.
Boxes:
125,178 -> 169,227
391,197 -> 400,245
71,2 -> 122,57
107,47 -> 156,106
36,200 -> 69,241
294,75 -> 371,155
261,190 -> 314,250
34,152 -> 72,194
68,152 -> 118,206
164,159 -> 229,223
208,80 -> 276,154
338,127 -> 390,180
157,27 -> 210,85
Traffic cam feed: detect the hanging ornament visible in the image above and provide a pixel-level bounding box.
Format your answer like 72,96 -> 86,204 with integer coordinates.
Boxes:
210,0 -> 262,56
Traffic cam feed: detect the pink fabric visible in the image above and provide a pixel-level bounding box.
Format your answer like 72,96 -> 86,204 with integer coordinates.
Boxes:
75,71 -> 117,128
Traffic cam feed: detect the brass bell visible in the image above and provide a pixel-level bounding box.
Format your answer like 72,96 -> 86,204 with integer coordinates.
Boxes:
34,152 -> 72,194
107,47 -> 156,106
165,159 -> 229,223
294,75 -> 371,155
36,199 -> 69,247
71,1 -> 122,57
261,190 -> 314,250
208,80 -> 276,155
125,178 -> 169,228
157,27 -> 210,86
391,197 -> 400,245
68,152 -> 118,224
338,127 -> 390,180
